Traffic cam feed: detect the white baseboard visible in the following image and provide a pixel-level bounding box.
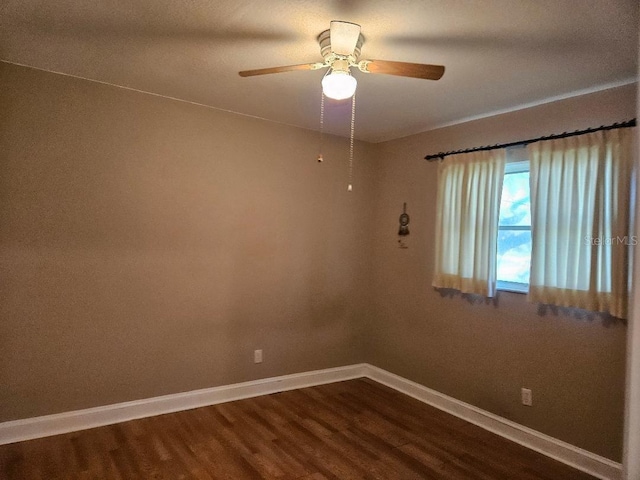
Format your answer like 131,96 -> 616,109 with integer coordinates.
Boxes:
0,362 -> 622,480
363,364 -> 622,480
0,363 -> 367,446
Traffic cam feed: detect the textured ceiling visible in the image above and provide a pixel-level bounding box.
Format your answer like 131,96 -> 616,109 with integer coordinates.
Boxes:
1,0 -> 638,142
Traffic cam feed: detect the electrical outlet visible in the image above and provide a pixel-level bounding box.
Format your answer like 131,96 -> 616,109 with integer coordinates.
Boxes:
521,388 -> 532,406
254,349 -> 263,364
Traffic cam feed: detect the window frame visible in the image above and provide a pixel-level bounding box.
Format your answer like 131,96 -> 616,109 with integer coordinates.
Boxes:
496,158 -> 531,294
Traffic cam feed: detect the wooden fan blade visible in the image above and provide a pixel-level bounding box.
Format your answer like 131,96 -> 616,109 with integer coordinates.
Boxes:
239,63 -> 323,77
330,20 -> 361,55
363,60 -> 445,80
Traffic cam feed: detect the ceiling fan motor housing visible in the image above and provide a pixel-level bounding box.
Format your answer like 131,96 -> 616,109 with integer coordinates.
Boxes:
331,58 -> 351,74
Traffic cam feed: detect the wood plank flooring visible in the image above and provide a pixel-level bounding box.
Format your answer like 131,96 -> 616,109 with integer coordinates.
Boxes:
0,378 -> 598,479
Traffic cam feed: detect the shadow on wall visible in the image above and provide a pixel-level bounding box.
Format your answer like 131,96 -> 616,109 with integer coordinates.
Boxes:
434,287 -> 624,327
435,287 -> 500,307
536,303 -> 625,328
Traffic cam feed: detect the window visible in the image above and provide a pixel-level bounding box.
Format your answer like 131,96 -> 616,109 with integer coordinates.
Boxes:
496,149 -> 531,293
432,129 -> 632,316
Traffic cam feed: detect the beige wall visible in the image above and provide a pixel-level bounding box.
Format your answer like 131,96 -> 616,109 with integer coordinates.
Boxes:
367,83 -> 637,461
0,62 -> 375,421
1,60 -> 636,463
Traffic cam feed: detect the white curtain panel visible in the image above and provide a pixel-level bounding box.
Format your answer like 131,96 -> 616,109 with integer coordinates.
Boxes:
527,128 -> 633,319
433,149 -> 506,297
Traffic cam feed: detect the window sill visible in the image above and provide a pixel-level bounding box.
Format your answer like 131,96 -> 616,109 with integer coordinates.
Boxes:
497,281 -> 528,294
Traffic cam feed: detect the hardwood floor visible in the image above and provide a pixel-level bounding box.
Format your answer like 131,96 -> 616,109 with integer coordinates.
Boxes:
0,378 -> 597,479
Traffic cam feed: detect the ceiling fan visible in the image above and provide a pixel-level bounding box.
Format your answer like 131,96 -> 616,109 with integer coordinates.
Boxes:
239,20 -> 445,100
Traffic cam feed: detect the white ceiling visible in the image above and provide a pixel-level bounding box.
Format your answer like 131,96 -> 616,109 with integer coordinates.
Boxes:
1,0 -> 638,142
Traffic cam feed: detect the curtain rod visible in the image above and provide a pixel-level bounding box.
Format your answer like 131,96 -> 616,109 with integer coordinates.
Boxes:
424,118 -> 637,162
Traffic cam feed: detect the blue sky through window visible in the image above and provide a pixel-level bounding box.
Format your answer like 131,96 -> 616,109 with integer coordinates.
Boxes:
497,170 -> 531,286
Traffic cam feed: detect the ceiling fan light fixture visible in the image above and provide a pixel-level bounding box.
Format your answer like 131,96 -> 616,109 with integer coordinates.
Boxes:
322,70 -> 357,100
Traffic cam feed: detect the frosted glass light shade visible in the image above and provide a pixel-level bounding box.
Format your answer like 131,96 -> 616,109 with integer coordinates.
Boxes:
322,71 -> 357,100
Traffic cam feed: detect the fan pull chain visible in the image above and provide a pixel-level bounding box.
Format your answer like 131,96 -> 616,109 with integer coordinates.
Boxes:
317,93 -> 325,163
347,92 -> 356,192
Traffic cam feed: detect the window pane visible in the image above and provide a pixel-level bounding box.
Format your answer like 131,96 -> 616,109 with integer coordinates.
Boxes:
497,229 -> 531,284
499,172 -> 531,226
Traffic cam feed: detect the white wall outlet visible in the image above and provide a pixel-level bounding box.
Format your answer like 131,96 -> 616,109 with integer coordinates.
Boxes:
521,387 -> 533,406
254,349 -> 263,364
